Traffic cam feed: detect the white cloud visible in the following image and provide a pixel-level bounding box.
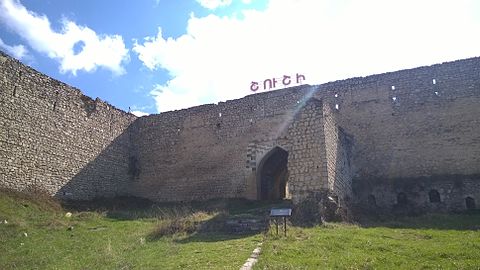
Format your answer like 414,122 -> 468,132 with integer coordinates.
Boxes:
0,37 -> 28,59
129,104 -> 153,116
131,110 -> 150,117
134,0 -> 480,113
150,83 -> 202,113
0,0 -> 129,75
196,0 -> 232,10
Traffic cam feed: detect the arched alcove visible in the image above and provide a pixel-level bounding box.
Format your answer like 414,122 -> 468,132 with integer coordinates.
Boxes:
367,194 -> 377,207
465,197 -> 476,210
397,192 -> 407,206
256,146 -> 288,200
428,189 -> 441,203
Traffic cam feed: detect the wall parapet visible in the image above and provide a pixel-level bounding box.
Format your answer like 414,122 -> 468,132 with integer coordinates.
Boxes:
1,48 -> 479,208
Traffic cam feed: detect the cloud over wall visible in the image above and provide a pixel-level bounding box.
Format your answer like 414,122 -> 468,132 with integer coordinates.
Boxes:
137,0 -> 480,112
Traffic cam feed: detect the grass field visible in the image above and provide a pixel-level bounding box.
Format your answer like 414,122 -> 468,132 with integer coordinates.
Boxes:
1,188 -> 480,269
0,189 -> 263,269
257,214 -> 480,269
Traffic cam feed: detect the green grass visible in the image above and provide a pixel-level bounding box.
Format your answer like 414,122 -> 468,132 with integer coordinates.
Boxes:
256,214 -> 480,269
3,188 -> 480,270
0,189 -> 263,269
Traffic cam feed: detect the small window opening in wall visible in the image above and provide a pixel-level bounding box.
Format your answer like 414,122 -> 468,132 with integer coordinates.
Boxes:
432,79 -> 436,85
216,123 -> 221,128
434,91 -> 439,96
397,192 -> 407,205
334,93 -> 339,98
367,194 -> 377,207
391,85 -> 395,90
109,114 -> 113,131
53,92 -> 59,111
218,112 -> 222,117
127,156 -> 140,177
13,85 -> 17,96
465,197 -> 476,210
335,104 -> 339,110
429,189 -> 441,203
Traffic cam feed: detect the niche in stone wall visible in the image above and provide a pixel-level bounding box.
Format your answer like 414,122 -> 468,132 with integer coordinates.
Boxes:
465,197 -> 476,210
128,156 -> 140,178
397,192 -> 407,206
428,189 -> 441,203
367,194 -> 377,207
53,91 -> 59,111
13,71 -> 22,97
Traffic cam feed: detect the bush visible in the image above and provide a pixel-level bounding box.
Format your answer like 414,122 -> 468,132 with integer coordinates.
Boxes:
150,218 -> 197,238
148,211 -> 215,239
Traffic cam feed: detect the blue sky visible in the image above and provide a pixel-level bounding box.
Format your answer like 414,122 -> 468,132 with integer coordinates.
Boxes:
0,0 -> 479,116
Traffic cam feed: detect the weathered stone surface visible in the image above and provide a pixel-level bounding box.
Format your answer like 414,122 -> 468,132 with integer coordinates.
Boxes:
1,49 -> 479,214
0,51 -> 136,200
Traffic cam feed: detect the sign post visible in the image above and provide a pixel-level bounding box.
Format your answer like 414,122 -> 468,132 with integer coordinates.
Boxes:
269,208 -> 292,236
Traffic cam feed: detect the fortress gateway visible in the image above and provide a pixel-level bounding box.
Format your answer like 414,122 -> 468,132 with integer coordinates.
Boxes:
1,51 -> 479,215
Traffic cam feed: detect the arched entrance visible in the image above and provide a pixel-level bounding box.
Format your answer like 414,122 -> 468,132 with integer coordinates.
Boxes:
256,147 -> 288,200
465,197 -> 476,210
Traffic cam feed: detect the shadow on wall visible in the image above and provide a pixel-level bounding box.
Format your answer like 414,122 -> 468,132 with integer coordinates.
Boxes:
333,127 -> 354,217
56,124 -> 138,200
352,174 -> 480,222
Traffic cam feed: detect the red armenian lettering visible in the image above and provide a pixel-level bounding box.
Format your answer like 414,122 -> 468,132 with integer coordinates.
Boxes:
250,73 -> 306,92
272,77 -> 278,88
264,79 -> 273,90
250,81 -> 259,92
296,73 -> 305,84
282,75 -> 291,86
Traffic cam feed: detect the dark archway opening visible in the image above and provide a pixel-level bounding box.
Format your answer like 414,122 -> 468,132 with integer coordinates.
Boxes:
429,189 -> 441,203
257,147 -> 288,200
397,192 -> 407,206
465,197 -> 476,210
367,194 -> 377,207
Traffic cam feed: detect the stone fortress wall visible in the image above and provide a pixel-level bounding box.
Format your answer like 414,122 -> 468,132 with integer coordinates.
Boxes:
311,57 -> 480,212
0,52 -> 137,200
1,49 -> 479,213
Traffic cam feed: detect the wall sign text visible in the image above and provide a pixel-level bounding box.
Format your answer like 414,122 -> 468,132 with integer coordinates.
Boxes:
250,73 -> 306,92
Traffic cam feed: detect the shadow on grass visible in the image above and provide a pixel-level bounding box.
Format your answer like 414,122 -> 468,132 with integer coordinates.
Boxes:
142,199 -> 292,243
61,196 -> 154,216
64,197 -> 288,220
63,196 -> 291,242
358,210 -> 480,231
175,230 -> 261,244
